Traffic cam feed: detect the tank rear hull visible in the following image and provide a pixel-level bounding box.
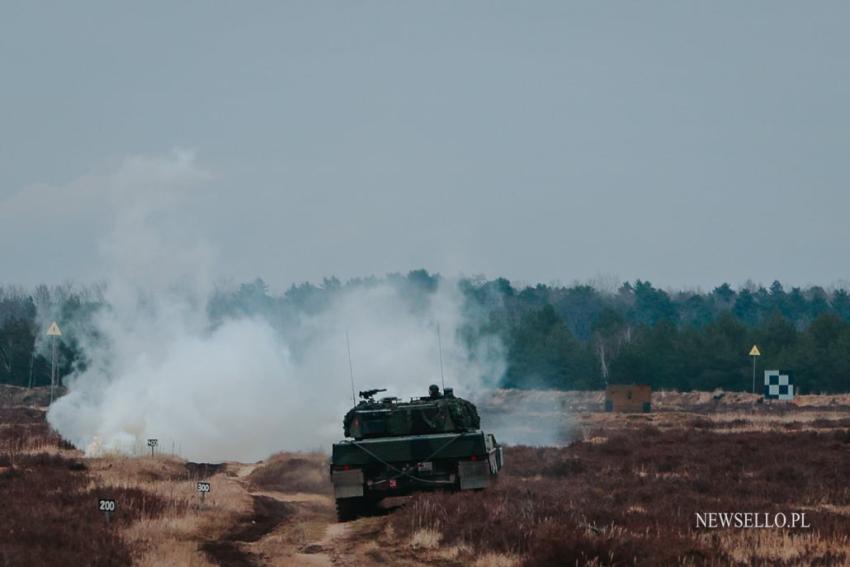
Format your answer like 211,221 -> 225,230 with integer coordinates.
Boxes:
330,431 -> 502,502
333,431 -> 487,466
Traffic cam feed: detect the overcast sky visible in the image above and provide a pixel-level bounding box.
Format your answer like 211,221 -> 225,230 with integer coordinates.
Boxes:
2,2 -> 848,291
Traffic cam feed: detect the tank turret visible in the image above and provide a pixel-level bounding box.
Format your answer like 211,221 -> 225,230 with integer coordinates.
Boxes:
343,385 -> 480,439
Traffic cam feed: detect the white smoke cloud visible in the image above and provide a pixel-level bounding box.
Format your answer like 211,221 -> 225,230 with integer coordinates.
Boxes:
46,151 -> 505,462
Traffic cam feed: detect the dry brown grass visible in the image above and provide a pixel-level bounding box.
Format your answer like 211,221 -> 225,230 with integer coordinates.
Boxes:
699,530 -> 850,565
392,419 -> 850,566
247,451 -> 330,495
0,400 -> 259,566
0,385 -> 56,408
0,452 -> 167,566
130,538 -> 216,567
473,553 -> 521,567
5,390 -> 850,566
87,455 -> 254,566
409,528 -> 442,550
0,402 -> 317,567
0,404 -> 173,566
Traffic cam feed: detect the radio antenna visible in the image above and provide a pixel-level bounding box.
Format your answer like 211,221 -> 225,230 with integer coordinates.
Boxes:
346,330 -> 356,405
436,323 -> 445,390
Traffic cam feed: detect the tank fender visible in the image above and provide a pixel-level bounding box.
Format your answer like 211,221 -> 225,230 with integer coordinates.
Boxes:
458,460 -> 490,490
489,446 -> 503,474
485,434 -> 503,474
332,469 -> 365,499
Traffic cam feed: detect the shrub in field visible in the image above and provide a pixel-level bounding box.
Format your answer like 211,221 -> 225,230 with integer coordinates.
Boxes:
0,452 -> 166,566
833,429 -> 850,444
811,417 -> 850,429
1,424 -> 26,468
524,520 -> 709,567
393,428 -> 850,566
248,452 -> 331,494
502,446 -> 587,478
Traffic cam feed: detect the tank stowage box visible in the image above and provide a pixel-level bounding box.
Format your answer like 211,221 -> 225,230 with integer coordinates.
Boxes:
605,384 -> 652,413
330,385 -> 503,521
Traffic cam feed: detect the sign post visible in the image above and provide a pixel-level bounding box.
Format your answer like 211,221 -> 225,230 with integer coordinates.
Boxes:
28,352 -> 34,389
147,438 -> 158,457
98,498 -> 116,523
197,481 -> 211,508
749,345 -> 761,394
46,322 -> 62,403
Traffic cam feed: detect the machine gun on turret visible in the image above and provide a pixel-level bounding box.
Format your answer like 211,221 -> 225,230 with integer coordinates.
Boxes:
358,388 -> 387,400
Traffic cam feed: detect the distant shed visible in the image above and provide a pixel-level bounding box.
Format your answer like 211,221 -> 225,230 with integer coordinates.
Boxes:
605,384 -> 652,413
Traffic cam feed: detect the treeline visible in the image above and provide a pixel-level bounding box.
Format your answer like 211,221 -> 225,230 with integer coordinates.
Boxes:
461,277 -> 850,393
2,274 -> 850,393
0,284 -> 97,389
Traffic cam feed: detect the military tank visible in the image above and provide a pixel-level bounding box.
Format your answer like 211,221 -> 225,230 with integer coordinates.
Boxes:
330,385 -> 503,521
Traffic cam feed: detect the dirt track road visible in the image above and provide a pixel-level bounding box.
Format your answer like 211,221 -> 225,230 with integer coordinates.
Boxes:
202,463 -> 434,567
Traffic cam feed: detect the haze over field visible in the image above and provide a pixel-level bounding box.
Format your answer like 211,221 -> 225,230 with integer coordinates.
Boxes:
42,153 -> 505,462
5,149 -> 848,462
2,2 -> 850,290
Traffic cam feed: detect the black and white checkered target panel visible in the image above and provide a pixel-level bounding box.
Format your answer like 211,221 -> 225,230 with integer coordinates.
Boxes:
764,370 -> 794,400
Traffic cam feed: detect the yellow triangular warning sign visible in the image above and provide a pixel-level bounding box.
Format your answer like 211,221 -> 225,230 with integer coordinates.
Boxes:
46,322 -> 62,336
749,345 -> 760,356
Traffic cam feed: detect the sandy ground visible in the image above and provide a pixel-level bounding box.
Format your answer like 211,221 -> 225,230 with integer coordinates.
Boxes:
199,460 -> 472,567
79,450 -> 461,567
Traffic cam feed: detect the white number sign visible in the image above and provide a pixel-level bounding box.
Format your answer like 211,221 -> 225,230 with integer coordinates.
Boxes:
98,499 -> 116,512
197,482 -> 211,493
